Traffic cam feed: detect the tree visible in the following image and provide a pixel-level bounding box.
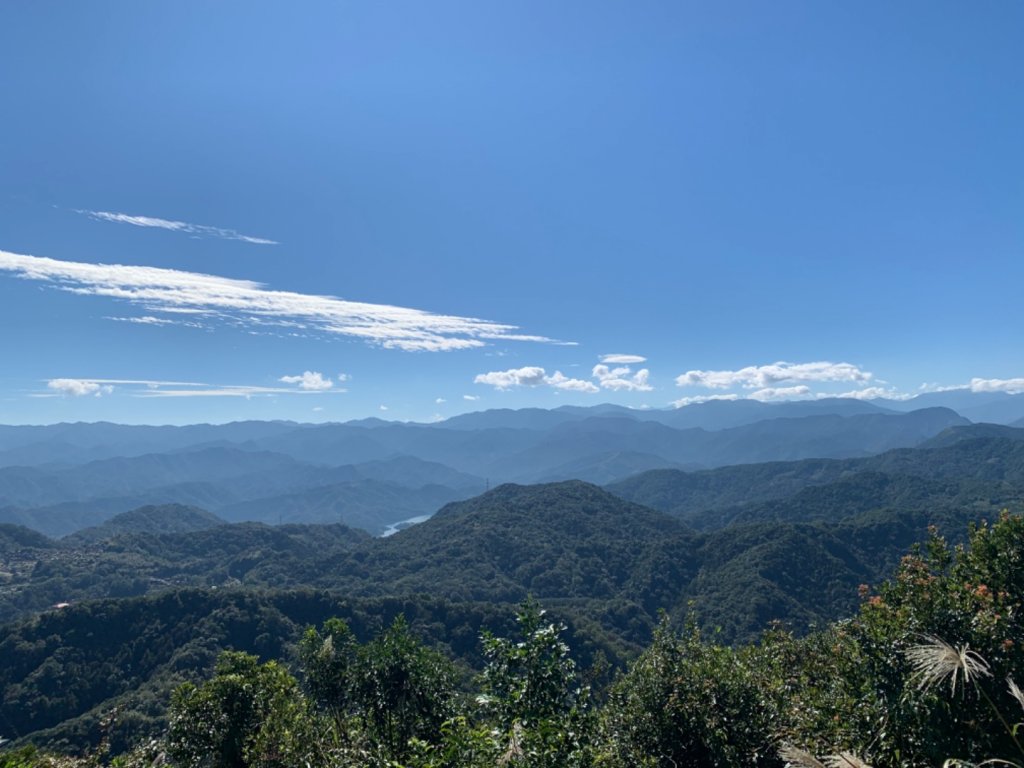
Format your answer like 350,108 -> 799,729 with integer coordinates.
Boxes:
166,651 -> 313,768
599,614 -> 783,767
297,617 -> 358,719
478,599 -> 593,767
351,616 -> 456,761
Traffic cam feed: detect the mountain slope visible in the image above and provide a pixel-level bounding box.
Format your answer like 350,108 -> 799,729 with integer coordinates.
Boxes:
349,481 -> 701,610
64,504 -> 226,544
608,437 -> 1024,530
0,478 -> 995,648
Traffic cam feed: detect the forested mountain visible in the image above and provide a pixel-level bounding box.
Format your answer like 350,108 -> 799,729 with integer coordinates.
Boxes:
1,407 -> 1021,759
916,422 -> 1024,448
0,451 -> 486,537
609,435 -> 1024,529
0,522 -> 53,554
4,509 -> 1022,764
2,428 -> 1024,760
64,504 -> 225,544
5,435 -> 1024,633
1,475 -> 1000,641
0,521 -> 369,621
0,405 -> 974,537
0,590 -> 633,754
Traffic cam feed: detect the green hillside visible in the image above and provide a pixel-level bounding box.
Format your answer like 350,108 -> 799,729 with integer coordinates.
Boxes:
608,436 -> 1024,529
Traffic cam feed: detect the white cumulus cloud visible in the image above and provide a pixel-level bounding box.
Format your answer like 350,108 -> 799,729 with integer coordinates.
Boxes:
599,353 -> 647,364
0,249 -> 559,352
545,371 -> 600,393
47,378 -> 113,397
476,364 -> 650,394
78,209 -> 278,245
969,377 -> 1024,394
833,386 -> 913,401
474,367 -> 548,390
748,385 -> 813,402
592,364 -> 653,392
675,361 -> 872,389
463,394 -> 480,401
474,366 -> 600,393
279,371 -> 334,391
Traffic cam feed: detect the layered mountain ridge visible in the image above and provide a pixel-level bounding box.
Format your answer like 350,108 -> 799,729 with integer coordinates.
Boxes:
0,397 -> 998,537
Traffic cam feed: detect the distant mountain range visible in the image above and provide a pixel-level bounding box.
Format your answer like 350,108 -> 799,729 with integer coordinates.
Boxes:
871,389 -> 1024,425
0,395 -> 1019,537
7,429 -> 1024,638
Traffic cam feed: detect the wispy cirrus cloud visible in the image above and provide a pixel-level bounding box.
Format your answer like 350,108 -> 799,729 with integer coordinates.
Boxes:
40,376 -> 346,399
135,385 -> 333,398
77,209 -> 278,245
676,361 -> 872,390
599,353 -> 647,364
106,314 -> 207,329
0,250 -> 559,352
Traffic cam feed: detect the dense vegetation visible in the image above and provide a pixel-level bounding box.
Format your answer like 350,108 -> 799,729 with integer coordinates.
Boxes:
2,478 -> 983,642
609,435 -> 1024,530
4,431 -> 1024,764
3,512 -> 1023,767
0,590 -> 634,756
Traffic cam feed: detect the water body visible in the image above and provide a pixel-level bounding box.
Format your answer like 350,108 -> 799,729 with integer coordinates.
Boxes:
380,513 -> 432,537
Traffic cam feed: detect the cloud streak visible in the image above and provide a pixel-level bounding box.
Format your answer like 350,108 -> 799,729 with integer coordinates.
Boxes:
670,394 -> 740,408
78,209 -> 278,245
835,386 -> 913,401
0,249 -> 558,352
676,361 -> 872,389
42,376 -> 346,399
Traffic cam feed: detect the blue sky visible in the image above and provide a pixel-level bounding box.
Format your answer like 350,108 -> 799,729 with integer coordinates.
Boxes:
1,1 -> 1022,425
